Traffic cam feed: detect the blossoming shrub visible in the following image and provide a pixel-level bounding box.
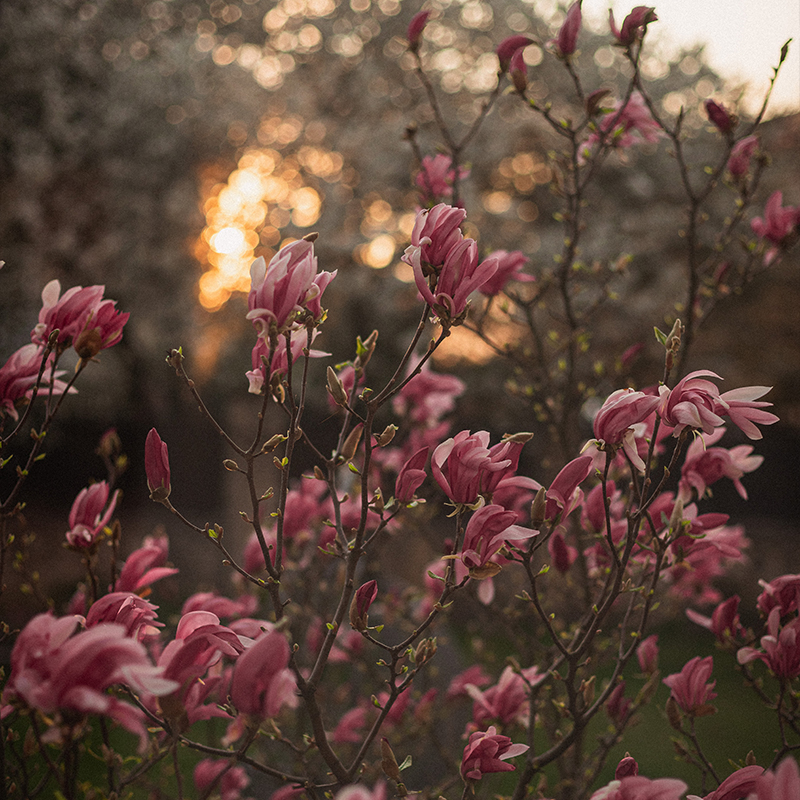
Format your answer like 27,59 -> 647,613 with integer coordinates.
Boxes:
0,4 -> 798,800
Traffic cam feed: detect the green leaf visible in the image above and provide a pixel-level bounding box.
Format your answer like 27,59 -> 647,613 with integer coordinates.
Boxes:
653,326 -> 668,346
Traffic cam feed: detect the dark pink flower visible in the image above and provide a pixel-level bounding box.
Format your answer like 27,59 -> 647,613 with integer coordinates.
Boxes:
66,481 -> 120,548
548,529 -> 578,572
460,503 -> 534,575
395,447 -> 429,503
751,191 -> 800,265
72,298 -> 130,359
615,756 -> 639,780
495,36 -> 533,72
145,427 -> 171,502
478,250 -> 534,296
115,534 -> 178,593
715,385 -> 779,439
194,759 -> 251,800
553,0 -> 582,57
246,241 -> 319,336
696,765 -> 763,800
406,203 -> 466,269
545,455 -> 593,522
704,100 -> 736,134
605,681 -> 631,725
230,630 -> 297,719
609,6 -> 657,46
415,154 -> 469,202
756,574 -> 800,617
446,665 -> 492,700
392,362 -> 465,427
580,94 -> 662,161
509,48 -> 528,93
407,10 -> 431,52
332,705 -> 369,743
32,280 -> 104,347
467,665 -> 543,728
686,595 -> 744,644
663,656 -> 717,715
246,328 -> 329,394
727,135 -> 759,177
460,725 -> 528,781
181,592 -> 258,620
350,579 -> 379,631
738,608 -> 800,679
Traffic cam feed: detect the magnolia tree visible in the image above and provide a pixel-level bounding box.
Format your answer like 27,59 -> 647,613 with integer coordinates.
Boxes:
1,4 -> 799,800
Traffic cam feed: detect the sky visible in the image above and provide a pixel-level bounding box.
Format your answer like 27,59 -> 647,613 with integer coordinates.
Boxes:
591,0 -> 800,116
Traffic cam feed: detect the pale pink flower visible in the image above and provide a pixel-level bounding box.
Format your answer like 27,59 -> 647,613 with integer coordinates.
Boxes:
663,656 -> 717,715
332,705 -> 369,744
65,481 -> 120,548
181,592 -> 258,620
415,154 -> 469,202
608,6 -> 657,46
230,630 -> 297,719
605,681 -> 631,725
246,328 -> 329,394
0,343 -> 70,420
751,191 -> 800,265
115,534 -> 178,593
553,0 -> 582,57
446,664 -> 492,700
752,756 -> 800,800
715,385 -> 778,440
460,725 -> 529,781
335,783 -> 387,800
145,427 -> 171,502
727,135 -> 758,177
392,362 -> 465,427
580,94 -> 662,161
406,203 -> 466,268
460,503 -> 535,575
246,240 -> 319,336
495,36 -> 533,72
479,250 -> 534,296
467,665 -> 544,728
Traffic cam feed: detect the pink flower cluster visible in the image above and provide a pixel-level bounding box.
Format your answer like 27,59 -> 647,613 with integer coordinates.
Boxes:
415,154 -> 470,204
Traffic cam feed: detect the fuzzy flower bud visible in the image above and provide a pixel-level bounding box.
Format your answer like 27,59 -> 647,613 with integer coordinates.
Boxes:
407,11 -> 431,53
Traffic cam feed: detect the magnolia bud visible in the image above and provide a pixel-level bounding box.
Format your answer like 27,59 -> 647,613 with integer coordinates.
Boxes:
530,487 -> 547,528
375,424 -> 398,447
339,424 -> 363,463
327,366 -> 349,407
355,329 -> 379,370
350,579 -> 378,631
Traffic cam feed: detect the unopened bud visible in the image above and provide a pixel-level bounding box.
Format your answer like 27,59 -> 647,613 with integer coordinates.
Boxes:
414,637 -> 437,665
502,431 -> 534,444
223,459 -> 240,472
355,329 -> 379,370
669,498 -> 684,533
327,366 -> 348,407
586,88 -> 611,116
665,695 -> 683,731
615,755 -> 639,779
407,11 -> 430,53
262,433 -> 287,453
302,231 -> 319,242
745,750 -> 757,766
580,675 -> 595,707
375,424 -> 397,447
510,48 -> 527,94
350,579 -> 378,631
340,424 -> 363,463
381,738 -> 403,783
313,465 -> 326,481
530,486 -> 547,528
166,348 -> 184,372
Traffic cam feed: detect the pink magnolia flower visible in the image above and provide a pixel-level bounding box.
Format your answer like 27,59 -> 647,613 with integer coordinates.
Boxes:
593,388 -> 661,471
115,534 -> 178,593
658,370 -> 725,436
548,529 -> 578,572
479,250 -> 534,296
66,481 -> 120,548
332,705 -> 369,743
335,783 -> 387,800
637,634 -> 659,674
686,595 -> 744,644
2,614 -> 175,752
446,664 -> 492,700
609,6 -> 657,46
467,665 -> 544,729
72,297 -> 130,359
727,135 -> 759,177
738,608 -> 800,679
753,756 -> 800,800
589,776 -> 687,800
246,240 -> 319,336
545,455 -> 593,523
663,656 -> 717,715
182,592 -> 258,620
145,428 -> 171,502
32,280 -> 103,347
194,759 -> 251,800
407,234 -> 499,323
0,343 -> 73,420
230,630 -> 297,720
509,48 -> 528,93
460,503 -> 535,576
715,385 -> 778,440
86,592 -> 162,640
405,203 -> 466,269
460,726 -> 529,781
688,765 -> 763,800
553,0 -> 582,57
615,756 -> 639,780
756,573 -> 800,617
392,362 -> 465,427
246,328 -> 329,394
350,579 -> 378,631
751,190 -> 800,246
433,430 -> 524,505
495,36 -> 533,72
605,681 -> 631,725
677,428 -> 763,502
581,94 -> 662,161
407,10 -> 430,52
395,446 -> 429,503
704,100 -> 736,134
415,155 -> 470,202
